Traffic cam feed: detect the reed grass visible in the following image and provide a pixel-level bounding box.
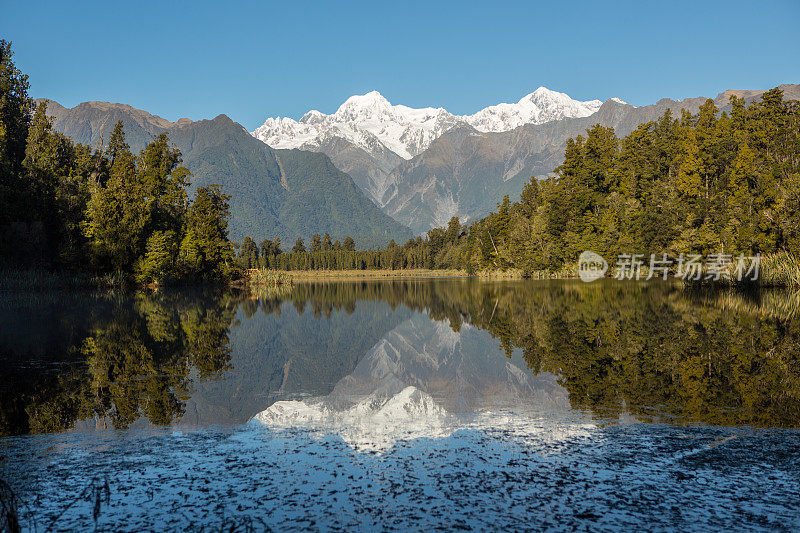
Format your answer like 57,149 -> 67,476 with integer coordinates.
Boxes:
0,268 -> 128,290
525,266 -> 579,280
757,251 -> 800,288
246,269 -> 294,287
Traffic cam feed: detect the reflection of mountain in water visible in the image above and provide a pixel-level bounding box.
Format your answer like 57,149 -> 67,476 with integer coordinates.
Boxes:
180,300 -> 411,426
255,313 -> 574,449
4,279 -> 800,435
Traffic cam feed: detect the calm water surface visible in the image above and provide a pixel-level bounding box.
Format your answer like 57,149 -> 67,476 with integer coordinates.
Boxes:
1,279 -> 799,530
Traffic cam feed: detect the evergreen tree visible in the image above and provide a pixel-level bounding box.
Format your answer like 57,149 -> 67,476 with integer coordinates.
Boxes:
446,216 -> 461,243
85,126 -> 153,271
137,230 -> 178,283
0,40 -> 33,221
238,236 -> 259,269
310,233 -> 322,252
179,184 -> 235,279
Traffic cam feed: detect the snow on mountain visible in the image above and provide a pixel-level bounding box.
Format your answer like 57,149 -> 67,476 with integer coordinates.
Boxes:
251,88 -> 611,162
254,386 -> 453,451
463,87 -> 602,133
253,90 -> 461,160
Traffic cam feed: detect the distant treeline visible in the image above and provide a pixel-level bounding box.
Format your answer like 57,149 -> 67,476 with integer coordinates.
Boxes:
0,41 -> 236,283
239,87 -> 800,275
236,220 -> 465,271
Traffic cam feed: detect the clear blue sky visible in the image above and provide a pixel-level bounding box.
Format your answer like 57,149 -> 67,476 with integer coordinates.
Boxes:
3,0 -> 799,130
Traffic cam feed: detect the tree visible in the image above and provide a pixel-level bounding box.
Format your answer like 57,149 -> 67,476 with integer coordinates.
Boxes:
343,236 -> 355,251
778,173 -> 800,251
85,126 -> 153,271
310,233 -> 322,252
136,230 -> 178,283
21,103 -> 75,263
0,40 -> 33,221
136,132 -> 188,233
292,237 -> 306,254
106,121 -> 136,185
179,184 -> 235,279
322,232 -> 332,251
260,238 -> 272,258
238,236 -> 259,269
446,216 -> 461,243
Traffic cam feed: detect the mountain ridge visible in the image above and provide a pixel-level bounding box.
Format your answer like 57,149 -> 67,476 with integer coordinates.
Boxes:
352,84 -> 800,233
251,87 -> 612,206
39,99 -> 411,246
39,83 -> 800,237
252,87 -> 608,161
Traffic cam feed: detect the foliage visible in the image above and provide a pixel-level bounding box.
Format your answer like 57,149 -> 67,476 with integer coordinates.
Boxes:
464,90 -> 800,275
0,42 -> 236,285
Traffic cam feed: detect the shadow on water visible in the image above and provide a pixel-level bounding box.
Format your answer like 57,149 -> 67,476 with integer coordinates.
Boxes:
2,279 -> 800,436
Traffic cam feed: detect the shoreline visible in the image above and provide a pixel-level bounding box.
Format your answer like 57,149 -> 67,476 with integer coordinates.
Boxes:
264,269 -> 471,281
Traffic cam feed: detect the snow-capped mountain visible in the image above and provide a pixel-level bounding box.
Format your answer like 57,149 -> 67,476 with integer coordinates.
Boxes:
253,90 -> 461,160
463,87 -> 605,133
251,87 -> 612,162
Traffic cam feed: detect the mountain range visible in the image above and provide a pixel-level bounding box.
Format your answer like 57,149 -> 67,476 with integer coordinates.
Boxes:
39,83 -> 800,239
253,85 -> 800,233
255,313 -> 570,451
39,99 -> 411,246
252,88 -> 609,206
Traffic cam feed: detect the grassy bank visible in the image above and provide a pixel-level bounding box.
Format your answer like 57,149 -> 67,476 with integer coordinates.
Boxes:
681,251 -> 800,288
245,269 -> 294,287
266,269 -> 469,281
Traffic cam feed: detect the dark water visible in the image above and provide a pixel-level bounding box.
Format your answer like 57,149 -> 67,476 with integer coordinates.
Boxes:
1,279 -> 800,530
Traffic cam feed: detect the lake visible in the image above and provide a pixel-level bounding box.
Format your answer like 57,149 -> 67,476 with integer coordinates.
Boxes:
2,279 -> 799,530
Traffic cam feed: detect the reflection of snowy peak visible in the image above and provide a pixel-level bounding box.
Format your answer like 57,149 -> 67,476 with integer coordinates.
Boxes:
252,88 -> 614,162
345,316 -> 564,411
253,313 -> 575,451
254,386 -> 452,451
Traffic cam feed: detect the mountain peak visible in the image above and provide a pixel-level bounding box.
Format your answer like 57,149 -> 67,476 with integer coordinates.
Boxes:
251,87 -> 612,162
336,91 -> 391,115
530,86 -> 557,98
464,88 -> 604,133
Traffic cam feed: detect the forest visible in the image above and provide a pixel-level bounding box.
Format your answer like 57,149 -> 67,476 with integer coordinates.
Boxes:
0,41 -> 236,284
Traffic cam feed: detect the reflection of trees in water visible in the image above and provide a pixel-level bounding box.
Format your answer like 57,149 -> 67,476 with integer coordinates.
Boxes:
4,280 -> 800,434
274,280 -> 800,427
3,291 -> 236,435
